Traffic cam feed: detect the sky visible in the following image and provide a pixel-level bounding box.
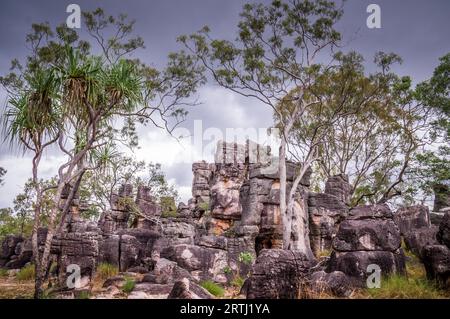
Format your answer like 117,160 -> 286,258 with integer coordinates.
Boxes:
0,0 -> 449,207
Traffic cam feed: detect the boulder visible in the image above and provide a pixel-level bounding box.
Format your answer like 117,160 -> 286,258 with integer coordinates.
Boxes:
324,174 -> 351,204
167,278 -> 213,299
51,232 -> 100,289
161,244 -> 228,283
327,250 -> 406,285
422,245 -> 450,288
403,226 -> 438,258
308,270 -> 353,297
246,249 -> 316,299
394,205 -> 430,236
308,192 -> 348,255
347,204 -> 393,220
332,219 -> 401,252
437,212 -> 450,248
0,235 -> 23,267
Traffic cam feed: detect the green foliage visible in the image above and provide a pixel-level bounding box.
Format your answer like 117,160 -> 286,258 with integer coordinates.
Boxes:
96,263 -> 119,280
77,290 -> 91,299
0,268 -> 8,277
16,264 -> 35,281
223,266 -> 232,275
200,280 -> 225,297
230,276 -> 245,289
366,275 -> 443,299
238,252 -> 254,265
122,278 -> 136,293
160,196 -> 177,218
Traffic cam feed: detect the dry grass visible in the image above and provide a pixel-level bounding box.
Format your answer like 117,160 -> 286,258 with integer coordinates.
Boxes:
0,277 -> 34,299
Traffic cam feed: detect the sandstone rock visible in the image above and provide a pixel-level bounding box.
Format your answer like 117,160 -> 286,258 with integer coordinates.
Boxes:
324,175 -> 351,204
308,192 -> 348,255
161,244 -> 228,283
51,232 -> 100,289
246,249 -> 316,299
308,270 -> 353,297
0,235 -> 23,267
327,250 -> 406,285
167,278 -> 213,299
347,204 -> 393,220
437,212 -> 450,248
422,244 -> 450,288
332,219 -> 401,252
403,226 -> 438,258
430,212 -> 445,226
394,205 -> 430,236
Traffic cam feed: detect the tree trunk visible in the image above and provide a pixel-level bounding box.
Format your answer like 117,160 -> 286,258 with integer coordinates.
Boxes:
279,138 -> 291,249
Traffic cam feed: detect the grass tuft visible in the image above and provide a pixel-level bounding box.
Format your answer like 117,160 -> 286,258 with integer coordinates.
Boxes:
0,268 -> 8,277
16,264 -> 35,281
122,278 -> 135,293
200,280 -> 225,297
96,263 -> 119,280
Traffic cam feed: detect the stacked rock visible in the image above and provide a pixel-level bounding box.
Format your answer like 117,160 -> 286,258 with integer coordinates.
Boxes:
328,204 -> 406,286
422,212 -> 450,288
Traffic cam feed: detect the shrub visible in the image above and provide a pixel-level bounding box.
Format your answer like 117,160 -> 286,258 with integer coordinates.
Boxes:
122,278 -> 136,293
16,264 -> 35,281
200,280 -> 225,297
238,252 -> 254,265
96,263 -> 119,280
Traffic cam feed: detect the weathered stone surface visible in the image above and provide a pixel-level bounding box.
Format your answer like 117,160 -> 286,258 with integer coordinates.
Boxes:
196,235 -> 227,250
210,163 -> 246,220
332,219 -> 401,252
403,226 -> 438,258
422,244 -> 450,288
324,175 -> 351,205
168,278 -> 213,299
430,212 -> 445,226
52,232 -> 100,289
161,244 -> 228,283
327,250 -> 406,285
394,205 -> 430,236
347,204 -> 393,220
128,283 -> 173,299
0,235 -> 24,267
246,249 -> 316,299
308,270 -> 353,297
308,192 -> 348,255
162,219 -> 196,245
144,257 -> 192,284
437,212 -> 450,248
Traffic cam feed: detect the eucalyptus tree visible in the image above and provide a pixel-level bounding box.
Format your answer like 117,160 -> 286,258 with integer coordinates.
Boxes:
1,8 -> 204,298
181,0 -> 344,253
312,52 -> 431,207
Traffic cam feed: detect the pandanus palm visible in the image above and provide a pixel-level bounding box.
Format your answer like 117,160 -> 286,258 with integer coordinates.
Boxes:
33,48 -> 144,298
2,66 -> 61,298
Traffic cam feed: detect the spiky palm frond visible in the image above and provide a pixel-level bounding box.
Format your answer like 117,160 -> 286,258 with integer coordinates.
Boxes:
104,59 -> 142,112
2,67 -> 61,151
